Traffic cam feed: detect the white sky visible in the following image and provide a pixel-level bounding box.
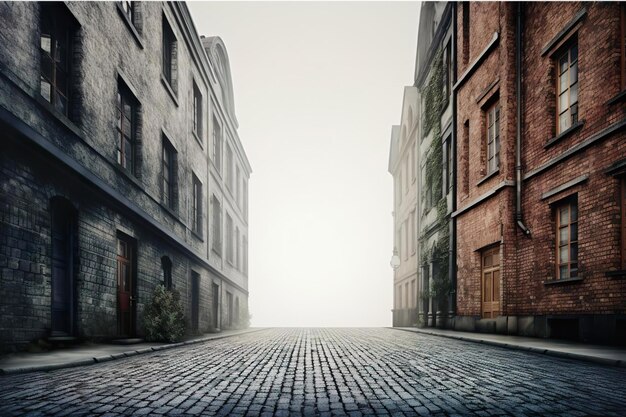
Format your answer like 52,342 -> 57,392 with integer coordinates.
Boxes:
188,1 -> 420,327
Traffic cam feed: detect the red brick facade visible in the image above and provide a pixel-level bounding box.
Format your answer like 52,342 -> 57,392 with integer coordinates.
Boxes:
454,2 -> 626,343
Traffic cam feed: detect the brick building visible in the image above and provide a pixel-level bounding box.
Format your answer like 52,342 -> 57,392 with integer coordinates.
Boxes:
392,2 -> 625,343
0,1 -> 251,351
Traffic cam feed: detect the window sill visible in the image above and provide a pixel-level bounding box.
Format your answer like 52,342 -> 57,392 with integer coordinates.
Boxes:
544,120 -> 585,149
607,89 -> 626,106
544,276 -> 583,285
160,202 -> 179,220
34,94 -> 83,139
605,269 -> 626,279
476,169 -> 499,187
116,3 -> 144,49
161,75 -> 179,107
191,229 -> 204,241
192,130 -> 203,148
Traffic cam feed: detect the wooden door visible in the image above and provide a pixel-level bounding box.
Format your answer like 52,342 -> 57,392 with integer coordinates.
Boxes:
212,283 -> 219,329
191,272 -> 200,333
116,237 -> 134,337
482,246 -> 501,319
50,199 -> 75,336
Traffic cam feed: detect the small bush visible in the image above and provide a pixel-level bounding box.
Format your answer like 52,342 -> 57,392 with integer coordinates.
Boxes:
143,285 -> 186,343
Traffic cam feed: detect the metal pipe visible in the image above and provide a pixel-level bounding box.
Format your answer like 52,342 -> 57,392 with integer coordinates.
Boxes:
516,2 -> 531,236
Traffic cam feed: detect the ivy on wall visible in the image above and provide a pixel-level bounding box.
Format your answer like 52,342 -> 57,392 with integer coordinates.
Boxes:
420,47 -> 451,302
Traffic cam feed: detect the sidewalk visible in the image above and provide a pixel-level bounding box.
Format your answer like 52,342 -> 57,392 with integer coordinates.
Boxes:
0,327 -> 268,375
392,326 -> 626,368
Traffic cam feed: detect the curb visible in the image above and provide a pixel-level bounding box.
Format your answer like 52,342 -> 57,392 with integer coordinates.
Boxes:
390,327 -> 625,368
0,327 -> 269,376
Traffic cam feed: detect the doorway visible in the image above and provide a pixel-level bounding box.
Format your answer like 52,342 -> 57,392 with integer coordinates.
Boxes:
212,283 -> 219,329
191,271 -> 200,333
50,197 -> 76,336
481,246 -> 501,319
116,234 -> 136,337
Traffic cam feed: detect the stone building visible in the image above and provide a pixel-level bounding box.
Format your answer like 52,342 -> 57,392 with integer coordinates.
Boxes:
390,2 -> 454,328
0,1 -> 251,351
392,2 -> 625,344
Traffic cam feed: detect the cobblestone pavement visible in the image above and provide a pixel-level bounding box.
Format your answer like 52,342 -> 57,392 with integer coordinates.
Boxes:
1,328 -> 625,416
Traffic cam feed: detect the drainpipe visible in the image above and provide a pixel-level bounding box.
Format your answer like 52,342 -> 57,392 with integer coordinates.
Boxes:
515,2 -> 531,236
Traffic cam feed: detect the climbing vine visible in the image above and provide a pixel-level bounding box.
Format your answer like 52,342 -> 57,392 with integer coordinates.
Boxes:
419,47 -> 451,303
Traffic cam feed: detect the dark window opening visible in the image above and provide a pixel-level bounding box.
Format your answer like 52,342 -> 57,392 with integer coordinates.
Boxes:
116,81 -> 138,175
193,81 -> 203,139
162,136 -> 177,211
192,174 -> 202,236
161,256 -> 172,289
162,15 -> 177,93
555,196 -> 579,280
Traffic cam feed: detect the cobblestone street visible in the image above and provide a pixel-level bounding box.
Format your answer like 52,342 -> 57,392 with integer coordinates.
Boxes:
1,328 -> 625,416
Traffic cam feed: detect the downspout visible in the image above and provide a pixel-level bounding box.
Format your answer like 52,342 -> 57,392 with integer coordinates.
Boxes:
448,2 -> 458,321
515,2 -> 531,236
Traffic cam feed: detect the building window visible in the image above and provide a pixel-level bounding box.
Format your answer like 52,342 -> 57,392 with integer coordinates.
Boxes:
555,197 -> 579,279
212,115 -> 222,172
226,142 -> 234,191
442,40 -> 452,107
243,235 -> 248,275
40,3 -> 76,117
192,174 -> 202,237
193,80 -> 202,140
161,256 -> 172,289
556,40 -> 578,134
621,5 -> 626,90
162,137 -> 176,210
162,15 -> 177,93
620,177 -> 626,269
486,102 -> 500,174
226,213 -> 234,264
445,136 -> 453,192
116,82 -> 138,174
212,195 -> 222,254
243,179 -> 248,220
235,227 -> 240,270
462,2 -> 470,65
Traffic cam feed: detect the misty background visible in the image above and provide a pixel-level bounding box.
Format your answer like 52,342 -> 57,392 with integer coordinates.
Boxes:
188,1 -> 420,327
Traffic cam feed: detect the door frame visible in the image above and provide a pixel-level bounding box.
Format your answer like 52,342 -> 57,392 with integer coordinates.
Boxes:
116,232 -> 137,337
481,245 -> 501,319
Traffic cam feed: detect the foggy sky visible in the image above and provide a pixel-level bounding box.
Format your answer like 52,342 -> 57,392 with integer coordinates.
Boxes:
188,1 -> 420,327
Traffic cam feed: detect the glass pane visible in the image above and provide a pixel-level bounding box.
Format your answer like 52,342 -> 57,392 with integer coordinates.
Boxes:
559,206 -> 569,224
122,116 -> 131,135
56,68 -> 68,96
559,91 -> 568,111
559,246 -> 569,263
41,35 -> 52,56
559,111 -> 569,132
124,139 -> 133,169
124,101 -> 132,120
571,223 -> 578,242
570,62 -> 578,85
54,91 -> 67,115
559,227 -> 569,245
488,111 -> 493,126
571,242 -> 578,262
570,44 -> 578,63
571,103 -> 578,124
571,204 -> 578,222
559,73 -> 568,93
570,83 -> 578,104
41,55 -> 53,81
570,266 -> 578,277
40,78 -> 52,102
559,55 -> 568,74
559,265 -> 568,279
56,39 -> 68,70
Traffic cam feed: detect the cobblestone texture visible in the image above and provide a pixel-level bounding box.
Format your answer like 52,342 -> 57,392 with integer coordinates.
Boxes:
1,328 -> 625,416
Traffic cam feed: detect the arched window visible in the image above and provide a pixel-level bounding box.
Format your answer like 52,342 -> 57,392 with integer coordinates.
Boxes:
161,256 -> 172,289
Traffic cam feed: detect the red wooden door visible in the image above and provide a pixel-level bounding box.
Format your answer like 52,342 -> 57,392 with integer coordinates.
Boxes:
117,238 -> 133,337
482,247 -> 501,319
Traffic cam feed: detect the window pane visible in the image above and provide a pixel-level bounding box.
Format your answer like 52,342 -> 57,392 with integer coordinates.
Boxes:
570,83 -> 578,104
41,55 -> 54,82
571,242 -> 578,262
55,68 -> 68,95
559,246 -> 569,263
124,139 -> 132,169
570,266 -> 578,277
122,116 -> 131,135
40,34 -> 52,54
559,91 -> 568,111
571,222 -> 578,242
559,206 -> 569,224
559,55 -> 568,74
559,265 -> 568,279
559,227 -> 569,245
559,112 -> 569,132
571,203 -> 578,222
559,73 -> 568,93
571,103 -> 578,124
40,78 -> 52,102
570,44 -> 578,63
54,91 -> 67,114
570,62 -> 578,85
124,102 -> 132,120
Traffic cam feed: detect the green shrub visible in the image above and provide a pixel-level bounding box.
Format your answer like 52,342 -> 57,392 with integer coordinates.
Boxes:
143,285 -> 186,342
